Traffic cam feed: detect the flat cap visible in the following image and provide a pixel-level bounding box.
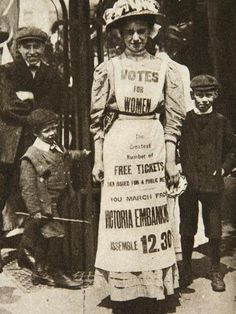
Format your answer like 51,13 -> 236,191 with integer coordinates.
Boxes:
16,27 -> 48,43
190,74 -> 219,91
28,109 -> 59,129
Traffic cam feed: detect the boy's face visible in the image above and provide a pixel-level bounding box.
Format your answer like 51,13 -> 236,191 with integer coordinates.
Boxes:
36,123 -> 58,145
192,90 -> 217,113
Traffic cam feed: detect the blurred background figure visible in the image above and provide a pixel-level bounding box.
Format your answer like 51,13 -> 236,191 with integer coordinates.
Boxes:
0,15 -> 13,65
49,20 -> 64,75
155,24 -> 193,111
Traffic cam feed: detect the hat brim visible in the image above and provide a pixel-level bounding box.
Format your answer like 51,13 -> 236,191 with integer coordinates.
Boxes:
17,36 -> 47,43
31,119 -> 59,129
191,86 -> 218,91
106,12 -> 165,29
165,32 -> 186,43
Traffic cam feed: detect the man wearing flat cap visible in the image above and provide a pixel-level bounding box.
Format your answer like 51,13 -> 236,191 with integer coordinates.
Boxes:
3,26 -> 64,113
0,26 -> 65,270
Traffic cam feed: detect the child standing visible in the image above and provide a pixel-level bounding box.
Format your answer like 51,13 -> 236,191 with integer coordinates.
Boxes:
179,75 -> 236,291
20,109 -> 90,288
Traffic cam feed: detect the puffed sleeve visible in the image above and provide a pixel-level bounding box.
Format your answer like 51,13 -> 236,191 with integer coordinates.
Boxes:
182,66 -> 194,112
90,61 -> 110,141
164,62 -> 186,144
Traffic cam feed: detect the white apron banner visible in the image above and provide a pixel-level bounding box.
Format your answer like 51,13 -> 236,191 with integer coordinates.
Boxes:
95,117 -> 176,272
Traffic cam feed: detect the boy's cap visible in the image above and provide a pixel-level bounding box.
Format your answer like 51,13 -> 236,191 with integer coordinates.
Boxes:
28,109 -> 59,129
191,74 -> 219,91
16,27 -> 48,44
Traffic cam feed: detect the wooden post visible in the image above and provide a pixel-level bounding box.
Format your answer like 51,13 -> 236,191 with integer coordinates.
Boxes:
58,0 -> 70,149
69,0 -> 96,272
207,0 -> 236,124
207,0 -> 220,79
95,1 -> 105,64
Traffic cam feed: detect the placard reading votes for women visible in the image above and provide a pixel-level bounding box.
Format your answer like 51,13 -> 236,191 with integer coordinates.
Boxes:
95,117 -> 176,272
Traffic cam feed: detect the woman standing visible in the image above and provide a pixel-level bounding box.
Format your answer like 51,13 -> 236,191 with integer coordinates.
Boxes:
91,0 -> 186,311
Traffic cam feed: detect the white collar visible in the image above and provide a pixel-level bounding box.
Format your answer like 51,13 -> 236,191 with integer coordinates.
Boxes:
193,106 -> 213,115
33,137 -> 63,153
25,61 -> 41,69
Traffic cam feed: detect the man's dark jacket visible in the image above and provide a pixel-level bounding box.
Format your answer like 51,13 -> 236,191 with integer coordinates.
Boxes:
179,110 -> 236,193
0,56 -> 65,164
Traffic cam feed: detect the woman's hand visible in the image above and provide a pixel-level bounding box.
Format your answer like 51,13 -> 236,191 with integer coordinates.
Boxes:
92,160 -> 104,182
165,141 -> 180,188
93,138 -> 104,183
165,161 -> 180,188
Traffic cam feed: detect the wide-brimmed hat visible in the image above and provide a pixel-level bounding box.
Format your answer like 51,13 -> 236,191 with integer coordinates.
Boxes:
103,0 -> 164,29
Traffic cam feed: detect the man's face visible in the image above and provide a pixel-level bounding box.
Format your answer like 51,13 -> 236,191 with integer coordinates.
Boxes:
18,39 -> 45,65
37,123 -> 58,145
192,90 -> 217,113
121,19 -> 150,54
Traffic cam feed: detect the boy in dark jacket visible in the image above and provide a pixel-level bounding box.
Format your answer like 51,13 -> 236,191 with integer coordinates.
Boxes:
20,109 -> 90,288
179,75 -> 236,292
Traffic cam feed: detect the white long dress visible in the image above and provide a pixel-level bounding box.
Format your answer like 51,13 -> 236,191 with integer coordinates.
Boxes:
91,51 -> 186,301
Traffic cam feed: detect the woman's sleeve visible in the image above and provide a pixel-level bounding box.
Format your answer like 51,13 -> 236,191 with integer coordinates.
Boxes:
90,61 -> 110,141
164,62 -> 186,144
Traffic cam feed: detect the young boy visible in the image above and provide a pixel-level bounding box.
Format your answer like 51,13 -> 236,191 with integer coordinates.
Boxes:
179,74 -> 236,291
20,109 -> 90,288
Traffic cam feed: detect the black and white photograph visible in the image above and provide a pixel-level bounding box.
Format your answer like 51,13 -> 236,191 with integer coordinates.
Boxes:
0,0 -> 235,313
